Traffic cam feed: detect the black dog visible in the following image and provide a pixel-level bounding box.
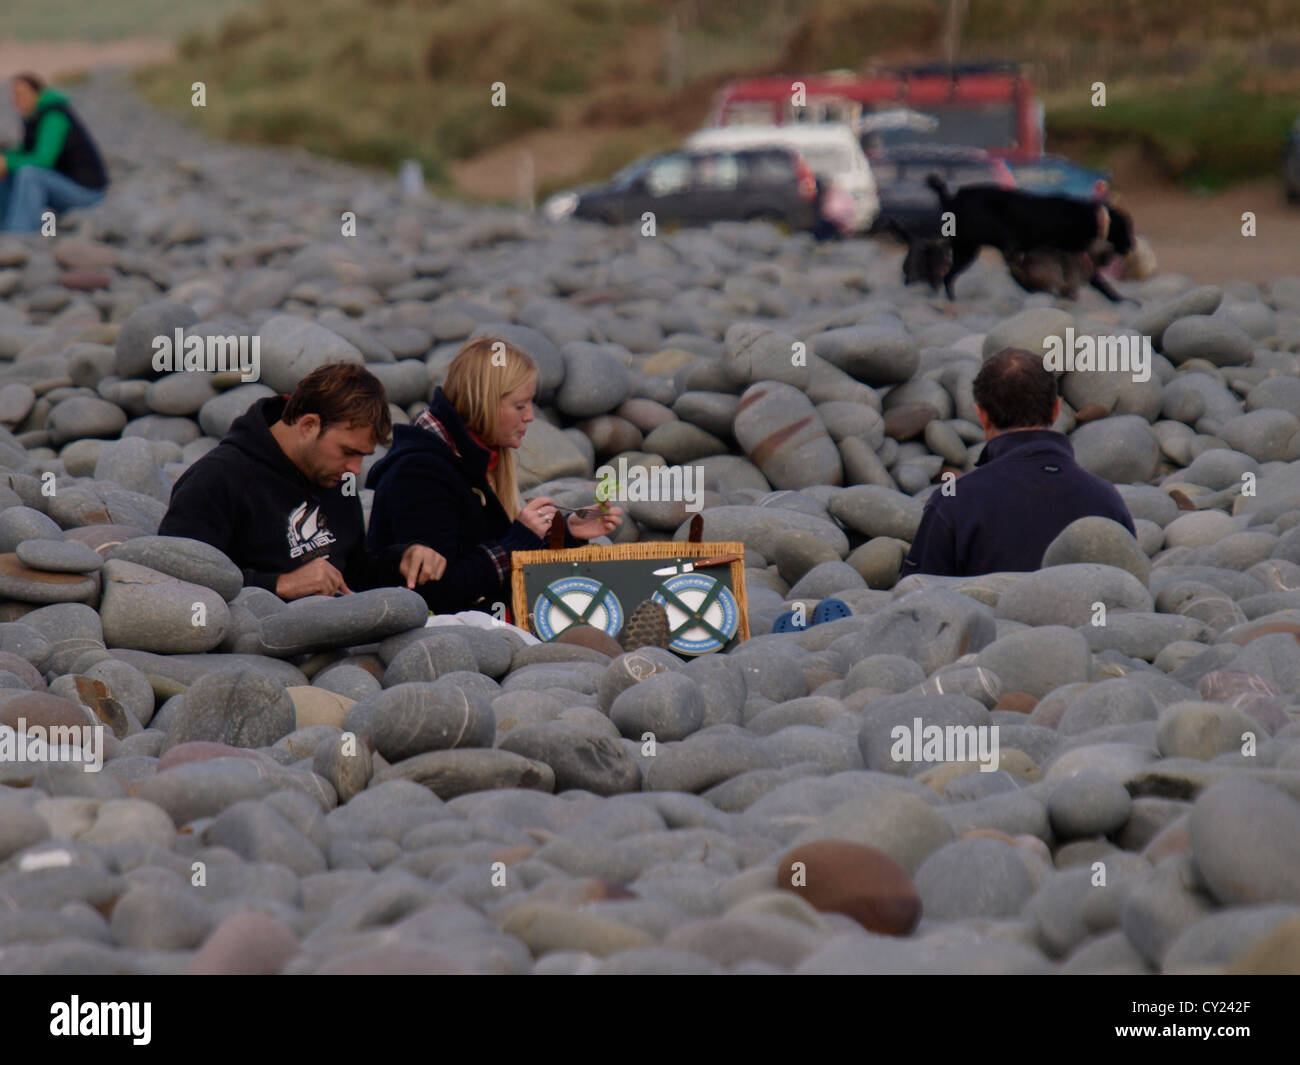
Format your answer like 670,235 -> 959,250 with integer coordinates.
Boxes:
883,217 -> 953,294
926,174 -> 1134,302
1005,247 -> 1128,301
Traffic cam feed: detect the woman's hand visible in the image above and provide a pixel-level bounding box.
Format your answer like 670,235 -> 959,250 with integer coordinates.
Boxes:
518,496 -> 560,538
568,505 -> 624,541
400,544 -> 447,588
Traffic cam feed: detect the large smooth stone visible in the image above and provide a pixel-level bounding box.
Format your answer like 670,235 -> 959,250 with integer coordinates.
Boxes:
99,559 -> 229,654
1070,415 -> 1161,484
913,837 -> 1035,919
1189,779 -> 1300,905
778,840 -> 921,935
836,589 -> 997,675
104,535 -> 243,602
995,564 -> 1153,627
162,671 -> 296,752
367,681 -> 496,762
733,381 -> 842,490
256,314 -> 364,393
258,588 -> 428,657
114,299 -> 199,379
1042,516 -> 1150,585
809,325 -> 919,386
609,671 -> 706,743
0,554 -> 97,605
498,721 -> 641,795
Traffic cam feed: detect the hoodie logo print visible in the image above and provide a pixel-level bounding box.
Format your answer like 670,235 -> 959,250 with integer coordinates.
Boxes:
287,501 -> 337,559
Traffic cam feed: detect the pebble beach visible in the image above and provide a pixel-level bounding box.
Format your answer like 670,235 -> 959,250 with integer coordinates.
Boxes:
0,73 -> 1298,975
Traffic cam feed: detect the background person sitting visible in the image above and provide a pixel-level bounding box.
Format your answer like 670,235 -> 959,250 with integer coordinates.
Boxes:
903,347 -> 1136,577
1,73 -> 108,233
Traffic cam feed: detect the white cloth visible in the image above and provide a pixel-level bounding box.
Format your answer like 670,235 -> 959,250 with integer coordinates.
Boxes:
424,611 -> 541,645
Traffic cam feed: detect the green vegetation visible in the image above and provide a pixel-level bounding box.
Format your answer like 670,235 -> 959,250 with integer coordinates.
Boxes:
133,0 -> 677,186
5,0 -> 258,42
12,0 -> 1297,196
1050,81 -> 1298,192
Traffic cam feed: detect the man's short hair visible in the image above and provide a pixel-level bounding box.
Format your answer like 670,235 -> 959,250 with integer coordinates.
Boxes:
282,362 -> 392,445
973,348 -> 1058,430
13,73 -> 44,94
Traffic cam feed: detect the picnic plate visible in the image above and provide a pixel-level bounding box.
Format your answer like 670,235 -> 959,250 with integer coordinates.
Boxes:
651,572 -> 739,656
532,575 -> 624,640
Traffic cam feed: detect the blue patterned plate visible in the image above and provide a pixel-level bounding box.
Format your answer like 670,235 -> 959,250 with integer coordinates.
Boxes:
651,573 -> 739,655
533,576 -> 623,641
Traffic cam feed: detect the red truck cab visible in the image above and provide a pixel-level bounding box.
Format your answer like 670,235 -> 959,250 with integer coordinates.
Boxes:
709,62 -> 1045,164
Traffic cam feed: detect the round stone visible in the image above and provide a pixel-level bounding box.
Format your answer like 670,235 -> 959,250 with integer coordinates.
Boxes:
1042,516 -> 1150,584
778,840 -> 921,935
114,299 -> 199,379
368,680 -> 497,762
734,381 -> 842,490
0,507 -> 64,553
609,671 -> 705,743
163,671 -> 297,752
1070,415 -> 1161,484
1047,772 -> 1133,839
1161,315 -> 1254,367
1189,779 -> 1300,905
913,837 -> 1035,919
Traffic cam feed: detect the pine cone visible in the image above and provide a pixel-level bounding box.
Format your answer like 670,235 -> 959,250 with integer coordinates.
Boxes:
619,599 -> 669,652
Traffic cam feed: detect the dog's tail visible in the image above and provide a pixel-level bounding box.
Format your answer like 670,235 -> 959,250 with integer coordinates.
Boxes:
926,173 -> 952,205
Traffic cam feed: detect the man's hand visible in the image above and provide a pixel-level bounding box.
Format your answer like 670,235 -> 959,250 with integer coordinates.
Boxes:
400,543 -> 446,589
0,156 -> 7,178
568,505 -> 624,541
276,557 -> 350,600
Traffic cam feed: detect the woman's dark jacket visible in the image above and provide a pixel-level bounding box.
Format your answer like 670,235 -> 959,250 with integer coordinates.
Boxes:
366,388 -> 577,614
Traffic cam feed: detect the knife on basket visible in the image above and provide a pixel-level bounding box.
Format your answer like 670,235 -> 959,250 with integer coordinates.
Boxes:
652,553 -> 741,576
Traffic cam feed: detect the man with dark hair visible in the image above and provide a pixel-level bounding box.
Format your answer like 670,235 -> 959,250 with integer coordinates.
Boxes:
1,74 -> 109,233
902,347 -> 1135,577
160,363 -> 446,600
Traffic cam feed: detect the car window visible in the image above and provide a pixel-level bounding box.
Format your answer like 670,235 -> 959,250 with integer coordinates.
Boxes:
801,147 -> 850,175
744,151 -> 795,185
644,155 -> 691,197
611,157 -> 651,188
692,153 -> 741,190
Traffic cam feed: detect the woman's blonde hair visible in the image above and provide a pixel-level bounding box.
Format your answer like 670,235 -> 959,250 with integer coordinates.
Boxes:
442,337 -> 537,519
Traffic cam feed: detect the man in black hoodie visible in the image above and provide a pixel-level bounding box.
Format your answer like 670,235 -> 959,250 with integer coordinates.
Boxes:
159,362 -> 445,600
902,348 -> 1135,577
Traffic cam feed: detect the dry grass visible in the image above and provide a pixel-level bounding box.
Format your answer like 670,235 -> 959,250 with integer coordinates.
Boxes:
112,0 -> 1300,195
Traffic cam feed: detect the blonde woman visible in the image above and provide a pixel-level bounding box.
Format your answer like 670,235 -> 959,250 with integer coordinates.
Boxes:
366,337 -> 623,621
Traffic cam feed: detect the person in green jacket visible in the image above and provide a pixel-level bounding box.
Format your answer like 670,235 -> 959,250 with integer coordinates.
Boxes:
1,73 -> 109,233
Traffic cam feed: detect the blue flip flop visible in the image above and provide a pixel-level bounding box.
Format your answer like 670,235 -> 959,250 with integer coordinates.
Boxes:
772,609 -> 808,634
812,598 -> 851,626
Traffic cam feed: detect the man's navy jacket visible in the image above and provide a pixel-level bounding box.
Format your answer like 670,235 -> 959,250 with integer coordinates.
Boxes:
901,428 -> 1136,577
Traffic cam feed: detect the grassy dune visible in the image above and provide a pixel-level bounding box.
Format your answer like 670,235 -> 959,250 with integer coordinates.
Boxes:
104,0 -> 1300,196
4,0 -> 259,42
